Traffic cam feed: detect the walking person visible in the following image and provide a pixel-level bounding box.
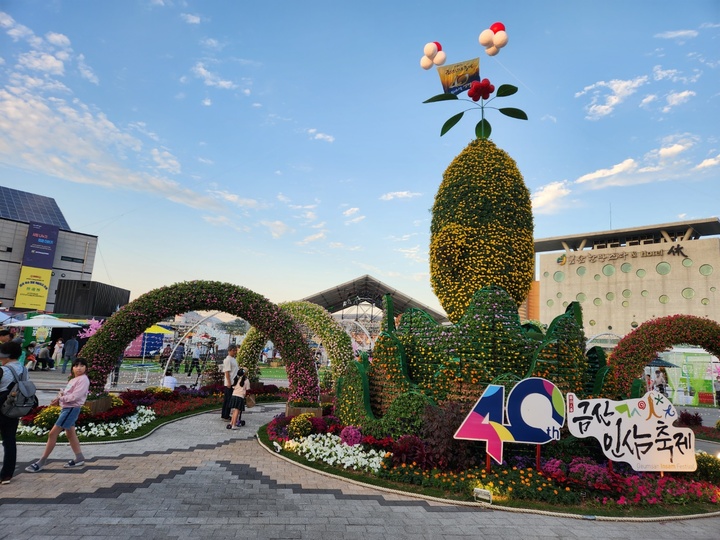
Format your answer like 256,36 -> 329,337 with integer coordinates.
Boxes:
220,345 -> 239,421
187,342 -> 202,377
25,359 -> 90,473
50,338 -> 63,370
0,341 -> 24,484
226,368 -> 250,430
714,376 -> 720,408
172,342 -> 185,373
61,336 -> 79,374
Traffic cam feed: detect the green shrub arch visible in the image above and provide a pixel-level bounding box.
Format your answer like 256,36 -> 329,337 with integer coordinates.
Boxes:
80,280 -> 319,401
607,314 -> 720,397
239,300 -> 354,388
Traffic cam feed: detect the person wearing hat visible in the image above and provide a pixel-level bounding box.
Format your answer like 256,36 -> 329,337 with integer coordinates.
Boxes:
24,342 -> 37,371
0,341 -> 24,484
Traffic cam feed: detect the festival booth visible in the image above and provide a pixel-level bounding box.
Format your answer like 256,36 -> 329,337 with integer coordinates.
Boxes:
659,348 -> 720,407
124,324 -> 174,359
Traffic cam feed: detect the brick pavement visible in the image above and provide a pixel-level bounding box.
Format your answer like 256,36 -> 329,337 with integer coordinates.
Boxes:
1,404 -> 720,539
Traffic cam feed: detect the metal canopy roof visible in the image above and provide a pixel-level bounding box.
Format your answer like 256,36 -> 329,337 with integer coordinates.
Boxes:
301,274 -> 449,324
534,217 -> 720,253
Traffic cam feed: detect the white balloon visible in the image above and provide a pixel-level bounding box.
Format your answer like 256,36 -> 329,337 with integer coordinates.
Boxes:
420,55 -> 434,70
493,30 -> 508,48
478,29 -> 494,47
433,50 -> 446,66
485,45 -> 499,57
423,42 -> 438,59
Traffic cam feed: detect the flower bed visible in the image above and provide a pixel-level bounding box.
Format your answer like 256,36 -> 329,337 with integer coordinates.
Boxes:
267,411 -> 720,511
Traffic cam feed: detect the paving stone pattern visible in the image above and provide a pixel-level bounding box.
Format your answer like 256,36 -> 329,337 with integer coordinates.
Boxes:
2,403 -> 719,539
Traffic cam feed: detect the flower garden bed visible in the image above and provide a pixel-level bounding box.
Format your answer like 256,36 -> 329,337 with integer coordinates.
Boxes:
261,409 -> 720,517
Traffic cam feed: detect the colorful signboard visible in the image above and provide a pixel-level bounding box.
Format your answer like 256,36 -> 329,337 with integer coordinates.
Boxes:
567,391 -> 696,472
14,266 -> 52,310
454,378 -> 566,464
437,58 -> 480,95
22,222 -> 59,270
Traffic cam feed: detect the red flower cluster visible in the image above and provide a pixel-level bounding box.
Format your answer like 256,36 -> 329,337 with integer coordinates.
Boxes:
468,79 -> 495,101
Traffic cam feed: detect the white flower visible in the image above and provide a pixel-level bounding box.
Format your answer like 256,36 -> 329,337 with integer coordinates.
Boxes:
18,406 -> 157,439
285,433 -> 388,473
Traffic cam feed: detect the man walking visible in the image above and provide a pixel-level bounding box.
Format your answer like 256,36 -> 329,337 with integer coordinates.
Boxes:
61,336 -> 79,374
0,341 -> 24,484
220,345 -> 239,421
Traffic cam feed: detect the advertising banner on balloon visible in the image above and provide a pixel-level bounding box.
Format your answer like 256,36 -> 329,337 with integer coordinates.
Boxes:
437,58 -> 480,95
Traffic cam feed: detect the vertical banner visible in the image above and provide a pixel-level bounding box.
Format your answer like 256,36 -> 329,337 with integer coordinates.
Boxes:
22,222 -> 59,269
14,266 -> 53,310
15,222 -> 59,310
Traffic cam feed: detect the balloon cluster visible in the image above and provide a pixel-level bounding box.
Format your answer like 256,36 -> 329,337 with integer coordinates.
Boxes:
478,22 -> 508,56
420,42 -> 447,70
468,79 -> 495,101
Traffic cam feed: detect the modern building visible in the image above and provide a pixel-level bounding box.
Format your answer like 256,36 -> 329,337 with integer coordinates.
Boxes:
535,217 -> 720,340
0,185 -> 98,312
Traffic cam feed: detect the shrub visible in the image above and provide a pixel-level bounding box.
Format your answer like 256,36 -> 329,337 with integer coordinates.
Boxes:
340,426 -> 363,446
690,452 -> 720,484
376,392 -> 432,439
390,435 -> 428,469
421,400 -> 484,471
288,413 -> 314,439
677,410 -> 703,427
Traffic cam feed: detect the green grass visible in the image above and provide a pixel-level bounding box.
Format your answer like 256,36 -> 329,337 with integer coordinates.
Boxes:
258,366 -> 288,379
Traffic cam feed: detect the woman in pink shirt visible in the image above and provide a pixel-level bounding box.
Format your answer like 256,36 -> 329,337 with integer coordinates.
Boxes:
25,359 -> 90,473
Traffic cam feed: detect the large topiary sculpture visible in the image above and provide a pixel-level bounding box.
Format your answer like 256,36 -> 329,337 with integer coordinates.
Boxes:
429,138 -> 534,323
80,280 -> 319,402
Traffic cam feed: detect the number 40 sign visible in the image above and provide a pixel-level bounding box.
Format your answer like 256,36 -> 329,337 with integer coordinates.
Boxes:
454,378 -> 565,464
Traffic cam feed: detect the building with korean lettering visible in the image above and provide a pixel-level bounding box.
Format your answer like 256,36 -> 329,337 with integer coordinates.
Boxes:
0,185 -> 98,312
535,218 -> 720,340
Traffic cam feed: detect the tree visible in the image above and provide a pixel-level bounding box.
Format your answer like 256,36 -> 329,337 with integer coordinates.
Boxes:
217,318 -> 250,337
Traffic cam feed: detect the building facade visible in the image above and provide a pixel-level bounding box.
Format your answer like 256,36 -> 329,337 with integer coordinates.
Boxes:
0,186 -> 98,312
535,218 -> 720,340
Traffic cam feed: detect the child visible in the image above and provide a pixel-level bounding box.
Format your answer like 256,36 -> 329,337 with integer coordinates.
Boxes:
25,358 -> 90,472
226,368 -> 250,430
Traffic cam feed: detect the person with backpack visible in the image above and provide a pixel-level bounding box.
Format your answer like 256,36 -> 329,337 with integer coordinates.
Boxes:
0,341 -> 26,484
25,358 -> 90,473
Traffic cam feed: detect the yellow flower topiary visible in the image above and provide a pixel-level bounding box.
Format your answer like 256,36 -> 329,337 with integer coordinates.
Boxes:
430,138 -> 534,322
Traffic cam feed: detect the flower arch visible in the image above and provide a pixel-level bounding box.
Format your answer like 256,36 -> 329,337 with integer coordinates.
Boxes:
607,314 -> 720,397
80,280 -> 319,402
239,300 -> 354,388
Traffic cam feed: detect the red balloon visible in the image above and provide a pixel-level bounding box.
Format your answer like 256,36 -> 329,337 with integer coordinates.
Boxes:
490,22 -> 505,33
434,41 -> 442,52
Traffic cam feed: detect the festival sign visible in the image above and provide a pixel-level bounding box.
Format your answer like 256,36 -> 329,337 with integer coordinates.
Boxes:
22,222 -> 59,270
436,58 -> 480,95
455,378 -> 566,464
14,266 -> 52,310
567,391 -> 696,472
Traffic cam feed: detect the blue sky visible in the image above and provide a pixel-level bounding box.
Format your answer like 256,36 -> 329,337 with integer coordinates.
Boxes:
1,1 -> 718,315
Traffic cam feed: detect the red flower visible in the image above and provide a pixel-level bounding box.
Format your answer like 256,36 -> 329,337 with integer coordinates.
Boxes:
468,79 -> 495,101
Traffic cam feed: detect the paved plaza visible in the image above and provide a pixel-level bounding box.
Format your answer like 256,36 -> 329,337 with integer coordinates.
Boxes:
0,370 -> 719,539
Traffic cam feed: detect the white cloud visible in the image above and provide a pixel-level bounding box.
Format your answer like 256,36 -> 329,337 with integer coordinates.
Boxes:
654,30 -> 698,41
151,148 -> 181,174
343,207 -> 359,217
531,181 -> 572,215
694,153 -> 720,170
640,94 -> 657,108
306,128 -> 334,142
18,50 -> 64,74
181,13 -> 201,24
277,193 -> 290,203
297,231 -> 326,245
202,97 -> 212,106
662,90 -> 695,113
395,245 -> 426,264
261,220 -> 292,238
379,191 -> 422,201
45,32 -> 70,48
345,215 -> 366,225
76,53 -> 98,84
191,62 -> 236,89
575,76 -> 648,120
209,190 -> 260,208
575,159 -> 638,187
201,38 -> 222,50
